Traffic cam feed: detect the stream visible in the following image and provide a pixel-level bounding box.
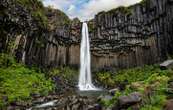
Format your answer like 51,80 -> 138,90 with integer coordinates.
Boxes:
27,90 -> 109,110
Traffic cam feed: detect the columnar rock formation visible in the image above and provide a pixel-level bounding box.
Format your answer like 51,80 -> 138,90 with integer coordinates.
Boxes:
25,9 -> 81,68
0,0 -> 173,70
90,0 -> 173,70
0,0 -> 81,68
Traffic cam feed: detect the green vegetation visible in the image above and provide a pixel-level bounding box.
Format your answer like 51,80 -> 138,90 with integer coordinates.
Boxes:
46,7 -> 71,27
97,65 -> 173,109
16,0 -> 48,28
140,0 -> 147,6
96,65 -> 172,87
88,20 -> 95,33
0,53 -> 54,108
49,67 -> 78,84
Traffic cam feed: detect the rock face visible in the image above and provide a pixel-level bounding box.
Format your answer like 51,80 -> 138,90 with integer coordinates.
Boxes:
90,0 -> 173,70
160,60 -> 173,70
1,0 -> 173,70
0,0 -> 81,68
24,8 -> 81,68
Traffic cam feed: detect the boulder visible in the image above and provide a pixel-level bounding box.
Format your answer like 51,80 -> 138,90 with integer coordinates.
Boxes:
164,99 -> 173,110
87,104 -> 102,110
112,92 -> 142,110
109,88 -> 119,96
160,60 -> 173,70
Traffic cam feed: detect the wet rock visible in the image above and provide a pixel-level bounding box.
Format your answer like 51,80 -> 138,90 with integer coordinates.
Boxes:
28,95 -> 96,110
164,99 -> 173,110
112,92 -> 142,110
32,97 -> 46,105
88,104 -> 102,110
97,95 -> 113,103
160,60 -> 173,70
109,88 -> 119,96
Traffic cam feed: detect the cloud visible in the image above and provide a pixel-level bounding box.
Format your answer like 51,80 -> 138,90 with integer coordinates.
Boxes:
77,0 -> 142,21
67,5 -> 76,12
43,0 -> 76,11
43,0 -> 142,21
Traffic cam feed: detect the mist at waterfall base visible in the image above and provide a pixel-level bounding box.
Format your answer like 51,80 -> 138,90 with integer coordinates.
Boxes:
78,22 -> 100,91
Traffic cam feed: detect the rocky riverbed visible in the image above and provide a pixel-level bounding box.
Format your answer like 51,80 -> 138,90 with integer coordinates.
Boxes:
7,90 -> 108,110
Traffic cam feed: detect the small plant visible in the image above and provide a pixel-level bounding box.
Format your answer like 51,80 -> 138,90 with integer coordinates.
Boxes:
96,72 -> 115,87
0,53 -> 16,68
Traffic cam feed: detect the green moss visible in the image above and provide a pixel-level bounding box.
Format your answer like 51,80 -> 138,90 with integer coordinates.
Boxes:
96,65 -> 172,87
140,0 -> 147,6
96,72 -> 115,87
114,65 -> 171,84
32,10 -> 48,28
16,0 -> 48,28
0,53 -> 54,108
0,53 -> 16,68
88,20 -> 95,33
46,8 -> 71,27
49,67 -> 78,83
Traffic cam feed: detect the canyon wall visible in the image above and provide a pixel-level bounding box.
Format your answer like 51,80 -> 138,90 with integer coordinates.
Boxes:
0,0 -> 173,71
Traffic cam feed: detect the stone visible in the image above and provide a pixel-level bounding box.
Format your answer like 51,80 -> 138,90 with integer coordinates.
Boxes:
116,92 -> 142,109
164,99 -> 173,110
87,104 -> 102,110
109,88 -> 119,96
160,60 -> 173,70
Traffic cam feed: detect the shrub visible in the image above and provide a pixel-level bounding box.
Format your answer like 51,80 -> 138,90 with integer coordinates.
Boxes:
96,72 -> 115,87
0,53 -> 16,68
49,67 -> 78,84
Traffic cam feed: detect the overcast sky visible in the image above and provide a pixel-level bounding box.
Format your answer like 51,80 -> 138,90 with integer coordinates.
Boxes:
43,0 -> 142,21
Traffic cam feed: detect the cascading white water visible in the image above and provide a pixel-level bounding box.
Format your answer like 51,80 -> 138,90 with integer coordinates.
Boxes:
78,22 -> 98,91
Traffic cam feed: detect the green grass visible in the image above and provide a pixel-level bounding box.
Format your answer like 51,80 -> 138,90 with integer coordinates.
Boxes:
0,53 -> 54,108
97,65 -> 173,109
96,65 -> 172,87
49,66 -> 78,84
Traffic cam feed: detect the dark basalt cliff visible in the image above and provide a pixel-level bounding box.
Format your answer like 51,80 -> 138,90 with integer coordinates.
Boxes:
0,0 -> 173,70
89,0 -> 173,70
25,8 -> 81,68
0,0 -> 81,69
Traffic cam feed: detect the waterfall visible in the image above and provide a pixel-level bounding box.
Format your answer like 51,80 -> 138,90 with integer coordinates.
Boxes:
78,22 -> 98,91
22,36 -> 27,63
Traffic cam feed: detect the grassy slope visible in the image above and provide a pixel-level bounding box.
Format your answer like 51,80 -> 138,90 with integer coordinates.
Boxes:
97,65 -> 173,109
0,53 -> 54,108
